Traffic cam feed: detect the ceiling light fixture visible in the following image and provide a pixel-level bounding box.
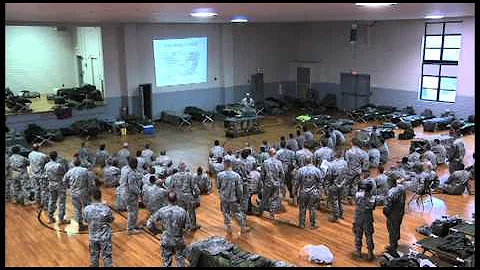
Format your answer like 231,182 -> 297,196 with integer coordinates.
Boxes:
230,16 -> 248,23
424,15 -> 444,19
355,3 -> 397,7
190,8 -> 218,18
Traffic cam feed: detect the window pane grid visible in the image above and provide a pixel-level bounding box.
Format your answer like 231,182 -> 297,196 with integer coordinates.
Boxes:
420,21 -> 461,102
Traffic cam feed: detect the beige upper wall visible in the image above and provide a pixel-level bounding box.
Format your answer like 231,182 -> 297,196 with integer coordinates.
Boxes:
291,17 -> 475,97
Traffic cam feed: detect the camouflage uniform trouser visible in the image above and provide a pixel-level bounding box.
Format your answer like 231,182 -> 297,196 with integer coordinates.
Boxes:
386,217 -> 402,252
126,195 -> 139,230
260,185 -> 281,214
298,189 -> 320,228
179,196 -> 197,230
284,169 -> 294,199
354,217 -> 374,251
48,186 -> 66,220
161,237 -> 186,267
90,239 -> 113,267
30,174 -> 44,204
343,171 -> 361,201
9,172 -> 27,204
5,177 -> 13,202
72,193 -> 90,225
448,158 -> 465,174
327,185 -> 344,220
40,176 -> 49,210
115,188 -> 127,211
220,200 -> 246,228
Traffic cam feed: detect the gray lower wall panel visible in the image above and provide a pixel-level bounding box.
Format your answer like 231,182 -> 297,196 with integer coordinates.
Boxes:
371,87 -> 475,119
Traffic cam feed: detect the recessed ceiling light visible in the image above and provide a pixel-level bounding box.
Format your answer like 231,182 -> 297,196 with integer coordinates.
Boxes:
425,15 -> 444,19
355,3 -> 397,7
190,8 -> 218,18
230,16 -> 248,23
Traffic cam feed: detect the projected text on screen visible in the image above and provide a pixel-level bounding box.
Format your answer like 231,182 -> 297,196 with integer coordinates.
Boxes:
153,37 -> 208,87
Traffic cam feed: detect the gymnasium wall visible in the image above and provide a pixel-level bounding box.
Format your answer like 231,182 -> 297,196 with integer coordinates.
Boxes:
291,17 -> 475,117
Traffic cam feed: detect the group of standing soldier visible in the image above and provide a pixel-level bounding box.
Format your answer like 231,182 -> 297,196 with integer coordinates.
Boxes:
208,126 -> 408,260
5,121 -> 472,266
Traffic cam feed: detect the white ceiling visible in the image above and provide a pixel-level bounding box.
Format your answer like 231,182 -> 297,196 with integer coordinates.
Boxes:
5,3 -> 475,24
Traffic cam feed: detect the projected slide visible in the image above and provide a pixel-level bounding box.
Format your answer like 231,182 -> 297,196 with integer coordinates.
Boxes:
153,37 -> 208,87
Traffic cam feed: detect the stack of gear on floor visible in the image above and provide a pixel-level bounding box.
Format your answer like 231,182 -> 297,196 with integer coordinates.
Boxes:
186,237 -> 294,267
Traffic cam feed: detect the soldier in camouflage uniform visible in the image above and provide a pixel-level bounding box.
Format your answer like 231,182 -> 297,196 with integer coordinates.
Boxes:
244,149 -> 257,173
64,159 -> 92,229
147,191 -> 188,267
378,137 -> 389,166
154,150 -> 173,168
286,133 -> 299,152
260,149 -> 285,219
7,146 -> 29,204
103,158 -> 121,187
323,156 -> 347,222
83,189 -> 114,267
78,142 -> 93,168
5,151 -> 11,202
116,142 -> 131,168
28,144 -> 48,207
135,150 -> 147,175
217,159 -> 249,234
168,162 -> 201,231
447,138 -> 466,174
297,156 -> 323,228
246,167 -> 262,213
368,146 -> 381,169
295,130 -> 305,150
383,176 -> 406,255
114,161 -> 131,212
441,169 -> 472,195
194,166 -> 212,195
331,128 -> 346,153
210,156 -> 225,178
343,138 -> 369,203
45,151 -> 69,224
313,139 -> 334,166
422,144 -> 437,170
256,146 -> 270,165
124,157 -> 143,234
374,166 -> 389,205
431,139 -> 446,165
211,140 -> 225,160
143,175 -> 168,215
295,143 -> 313,168
94,144 -> 110,168
353,180 -> 376,260
303,126 -> 315,149
276,140 -> 296,202
141,143 -> 155,167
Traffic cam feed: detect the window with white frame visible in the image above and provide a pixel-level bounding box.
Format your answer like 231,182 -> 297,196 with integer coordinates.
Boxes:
420,21 -> 462,103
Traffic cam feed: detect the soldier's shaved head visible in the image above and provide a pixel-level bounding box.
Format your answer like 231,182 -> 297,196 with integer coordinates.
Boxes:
167,191 -> 177,203
32,143 -> 40,151
269,148 -> 276,157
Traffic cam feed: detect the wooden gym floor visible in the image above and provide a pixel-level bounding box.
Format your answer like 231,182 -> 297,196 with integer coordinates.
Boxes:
5,112 -> 475,267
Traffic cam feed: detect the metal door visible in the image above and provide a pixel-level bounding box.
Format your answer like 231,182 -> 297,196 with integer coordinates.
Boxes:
340,73 -> 370,109
297,67 -> 311,100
